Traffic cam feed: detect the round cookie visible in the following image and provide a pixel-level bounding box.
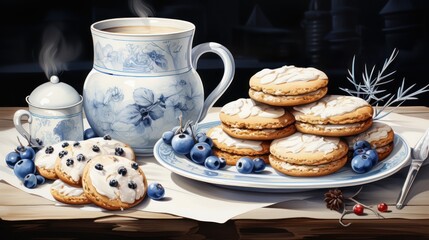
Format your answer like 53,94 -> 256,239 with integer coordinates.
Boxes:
345,121 -> 395,161
55,136 -> 136,187
50,179 -> 92,205
82,155 -> 147,211
249,65 -> 328,106
206,125 -> 271,165
219,98 -> 296,140
292,95 -> 374,137
269,132 -> 348,177
54,140 -> 104,187
35,141 -> 76,180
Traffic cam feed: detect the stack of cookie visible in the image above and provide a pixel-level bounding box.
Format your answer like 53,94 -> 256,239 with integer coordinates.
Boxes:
206,98 -> 296,165
209,64 -> 395,177
35,136 -> 147,210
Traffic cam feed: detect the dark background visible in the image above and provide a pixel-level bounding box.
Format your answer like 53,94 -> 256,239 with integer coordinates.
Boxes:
1,0 -> 428,107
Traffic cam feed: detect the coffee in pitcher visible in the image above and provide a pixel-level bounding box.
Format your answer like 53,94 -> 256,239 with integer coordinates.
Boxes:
103,26 -> 183,34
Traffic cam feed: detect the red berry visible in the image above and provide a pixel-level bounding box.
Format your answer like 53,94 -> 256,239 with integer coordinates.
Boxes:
378,202 -> 388,212
353,204 -> 364,215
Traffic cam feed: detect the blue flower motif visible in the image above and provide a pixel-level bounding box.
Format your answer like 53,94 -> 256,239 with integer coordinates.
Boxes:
104,87 -> 124,104
148,50 -> 168,69
118,88 -> 165,130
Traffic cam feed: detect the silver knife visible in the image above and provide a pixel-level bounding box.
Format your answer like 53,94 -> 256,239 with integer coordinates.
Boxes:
396,127 -> 429,209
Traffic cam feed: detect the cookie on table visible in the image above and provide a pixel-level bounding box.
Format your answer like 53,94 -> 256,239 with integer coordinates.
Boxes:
82,155 -> 147,211
55,136 -> 136,187
248,65 -> 328,106
206,125 -> 271,165
269,132 -> 348,177
291,95 -> 373,137
50,179 -> 91,205
34,141 -> 76,180
345,121 -> 395,161
219,98 -> 296,140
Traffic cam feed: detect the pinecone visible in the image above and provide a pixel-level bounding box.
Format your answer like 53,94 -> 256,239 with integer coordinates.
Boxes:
324,189 -> 344,211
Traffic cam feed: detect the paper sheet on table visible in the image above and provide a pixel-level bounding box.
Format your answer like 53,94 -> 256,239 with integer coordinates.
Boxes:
0,111 -> 428,223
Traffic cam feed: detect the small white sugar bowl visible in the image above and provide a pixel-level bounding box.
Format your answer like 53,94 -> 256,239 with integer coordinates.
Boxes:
13,76 -> 84,147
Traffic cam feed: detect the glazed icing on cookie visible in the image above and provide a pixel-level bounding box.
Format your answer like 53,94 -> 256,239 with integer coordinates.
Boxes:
35,141 -> 74,169
293,95 -> 369,118
89,156 -> 145,204
346,122 -> 392,145
272,132 -> 339,154
254,65 -> 327,85
86,137 -> 134,159
221,98 -> 285,119
59,141 -> 103,181
210,126 -> 263,150
51,179 -> 85,197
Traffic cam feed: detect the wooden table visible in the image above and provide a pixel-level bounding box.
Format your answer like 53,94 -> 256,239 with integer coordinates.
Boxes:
1,106 -> 429,239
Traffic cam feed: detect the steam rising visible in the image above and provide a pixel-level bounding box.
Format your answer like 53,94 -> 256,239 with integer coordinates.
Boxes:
38,25 -> 81,79
128,0 -> 155,17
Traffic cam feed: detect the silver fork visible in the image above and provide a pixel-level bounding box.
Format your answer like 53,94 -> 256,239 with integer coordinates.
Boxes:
396,128 -> 429,209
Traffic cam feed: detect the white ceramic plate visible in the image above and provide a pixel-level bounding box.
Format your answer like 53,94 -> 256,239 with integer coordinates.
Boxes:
154,121 -> 411,192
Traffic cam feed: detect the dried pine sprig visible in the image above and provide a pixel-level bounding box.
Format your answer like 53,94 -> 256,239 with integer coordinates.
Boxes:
340,49 -> 429,120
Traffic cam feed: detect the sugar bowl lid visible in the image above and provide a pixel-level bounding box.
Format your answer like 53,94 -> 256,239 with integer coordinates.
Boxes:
28,75 -> 82,108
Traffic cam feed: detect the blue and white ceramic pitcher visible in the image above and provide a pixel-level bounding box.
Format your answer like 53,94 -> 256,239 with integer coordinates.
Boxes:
83,17 -> 235,155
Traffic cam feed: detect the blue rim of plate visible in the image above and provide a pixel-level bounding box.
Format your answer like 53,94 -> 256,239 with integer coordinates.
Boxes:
154,121 -> 411,192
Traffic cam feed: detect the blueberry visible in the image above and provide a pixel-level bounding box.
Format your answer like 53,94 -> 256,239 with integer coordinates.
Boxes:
252,158 -> 266,173
45,146 -> 54,154
58,150 -> 68,158
76,154 -> 85,162
5,151 -> 21,169
66,158 -> 74,166
365,149 -> 379,166
353,148 -> 366,157
109,179 -> 119,187
128,181 -> 137,189
103,135 -> 112,140
115,147 -> 125,156
62,142 -> 69,148
84,128 -> 98,140
73,142 -> 80,147
131,162 -> 139,170
171,133 -> 195,155
19,146 -> 36,161
147,182 -> 165,200
190,142 -> 212,164
353,140 -> 371,151
204,156 -> 221,170
218,157 -> 227,169
162,130 -> 175,145
351,154 -> 373,174
36,174 -> 46,185
197,134 -> 214,147
13,159 -> 36,181
23,173 -> 38,189
92,145 -> 100,152
118,166 -> 127,176
236,157 -> 254,174
95,163 -> 103,170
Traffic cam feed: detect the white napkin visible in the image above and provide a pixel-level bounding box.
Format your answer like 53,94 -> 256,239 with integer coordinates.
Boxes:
1,111 -> 428,223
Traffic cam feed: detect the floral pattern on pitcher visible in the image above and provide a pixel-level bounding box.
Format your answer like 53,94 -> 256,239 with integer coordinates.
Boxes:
84,76 -> 203,148
93,39 -> 187,74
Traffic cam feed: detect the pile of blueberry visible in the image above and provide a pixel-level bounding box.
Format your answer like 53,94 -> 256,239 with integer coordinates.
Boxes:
4,139 -> 45,189
161,121 -> 266,174
350,140 -> 379,174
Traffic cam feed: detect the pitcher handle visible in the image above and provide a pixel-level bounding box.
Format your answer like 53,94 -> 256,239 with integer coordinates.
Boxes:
13,109 -> 33,144
192,42 -> 235,122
